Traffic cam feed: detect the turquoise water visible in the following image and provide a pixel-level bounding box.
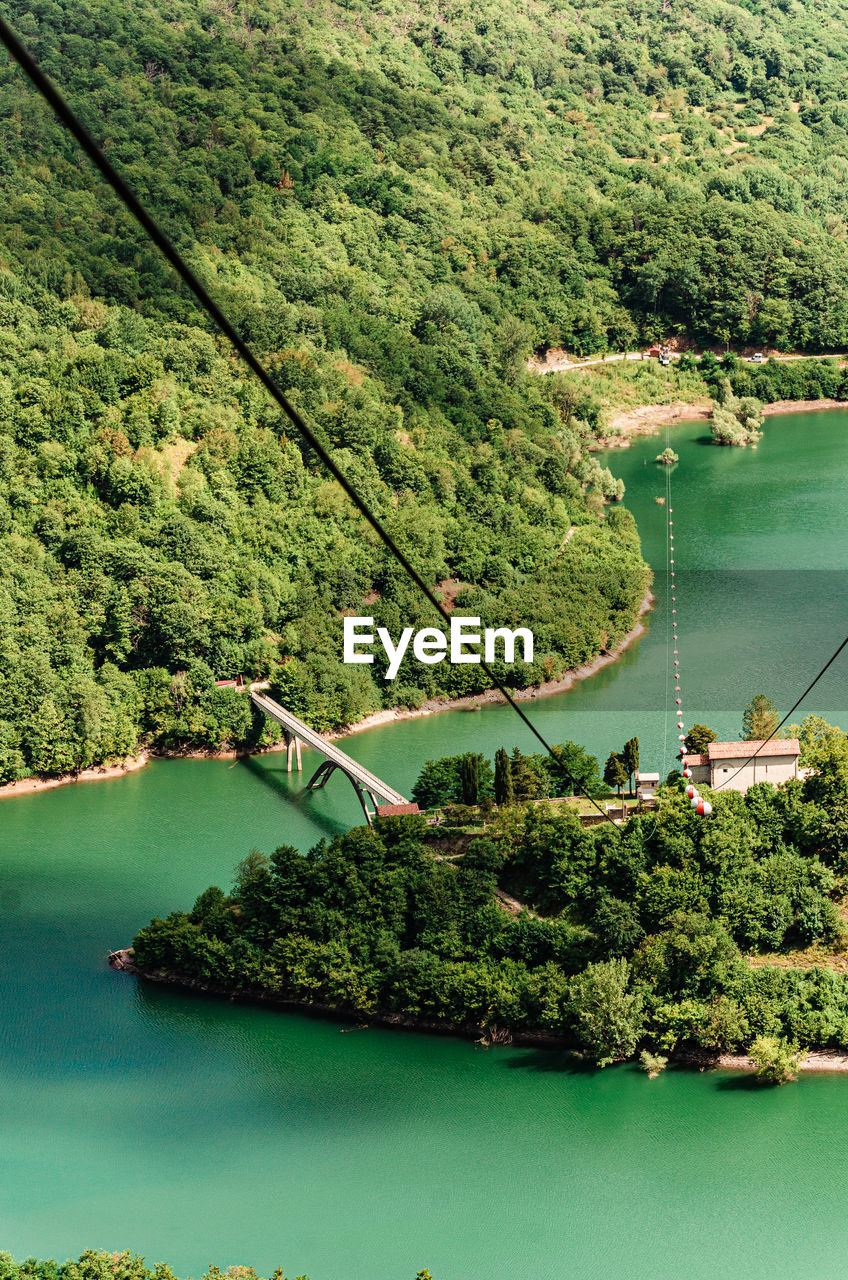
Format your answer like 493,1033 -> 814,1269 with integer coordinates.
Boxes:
3,409 -> 848,1278
348,407 -> 848,788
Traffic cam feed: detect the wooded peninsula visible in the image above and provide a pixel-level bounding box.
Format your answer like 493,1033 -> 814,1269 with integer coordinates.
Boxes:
123,718 -> 848,1077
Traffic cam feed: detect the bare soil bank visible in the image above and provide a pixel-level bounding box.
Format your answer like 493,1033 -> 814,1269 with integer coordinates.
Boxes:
0,592 -> 652,800
600,402 -> 712,444
0,754 -> 149,801
0,738 -> 309,801
10,397 -> 843,802
715,1050 -> 848,1073
599,397 -> 847,446
761,398 -> 847,416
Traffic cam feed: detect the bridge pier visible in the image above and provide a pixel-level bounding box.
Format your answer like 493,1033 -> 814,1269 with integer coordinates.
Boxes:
283,730 -> 303,773
250,690 -> 409,824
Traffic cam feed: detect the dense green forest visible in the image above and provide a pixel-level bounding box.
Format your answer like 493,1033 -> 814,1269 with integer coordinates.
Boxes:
6,0 -> 848,778
131,718 -> 848,1065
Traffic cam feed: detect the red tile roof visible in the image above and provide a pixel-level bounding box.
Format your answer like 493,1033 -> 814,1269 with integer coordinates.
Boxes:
682,754 -> 709,766
375,803 -> 421,817
707,739 -> 799,760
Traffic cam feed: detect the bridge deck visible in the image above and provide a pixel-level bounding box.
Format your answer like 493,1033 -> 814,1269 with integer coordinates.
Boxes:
250,691 -> 408,806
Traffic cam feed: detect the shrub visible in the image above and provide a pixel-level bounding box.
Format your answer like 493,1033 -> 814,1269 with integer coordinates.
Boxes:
639,1050 -> 668,1078
749,1035 -> 807,1084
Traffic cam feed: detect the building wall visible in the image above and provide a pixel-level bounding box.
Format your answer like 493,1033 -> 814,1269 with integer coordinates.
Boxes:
709,755 -> 798,793
689,763 -> 710,785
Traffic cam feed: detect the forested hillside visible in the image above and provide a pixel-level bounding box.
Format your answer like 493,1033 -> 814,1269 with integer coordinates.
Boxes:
3,0 -> 848,779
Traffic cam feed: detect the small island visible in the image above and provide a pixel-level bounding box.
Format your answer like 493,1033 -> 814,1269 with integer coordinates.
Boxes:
122,716 -> 848,1079
711,388 -> 765,446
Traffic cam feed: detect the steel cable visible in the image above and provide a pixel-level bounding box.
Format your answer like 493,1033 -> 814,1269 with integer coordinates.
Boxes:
0,14 -> 621,827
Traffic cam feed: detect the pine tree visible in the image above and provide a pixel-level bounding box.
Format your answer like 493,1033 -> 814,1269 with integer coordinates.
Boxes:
510,747 -> 545,801
742,695 -> 779,741
622,737 -> 639,795
459,752 -> 481,805
494,747 -> 514,806
604,752 -> 628,807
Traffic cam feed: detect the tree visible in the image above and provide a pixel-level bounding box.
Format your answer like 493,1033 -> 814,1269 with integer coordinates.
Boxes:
567,958 -> 645,1066
639,1050 -> 668,1078
781,714 -> 848,813
710,391 -> 764,446
622,737 -> 639,795
494,747 -> 514,806
9,1252 -> 180,1280
684,724 -> 717,754
412,755 -> 494,808
459,753 -> 482,806
592,895 -> 644,958
742,694 -> 779,741
510,748 -> 546,801
548,742 -> 604,798
604,752 -> 628,804
698,995 -> 749,1052
749,1035 -> 807,1084
785,715 -> 848,771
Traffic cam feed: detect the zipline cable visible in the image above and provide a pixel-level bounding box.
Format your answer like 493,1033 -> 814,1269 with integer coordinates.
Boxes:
0,15 -> 621,829
713,632 -> 848,792
657,362 -> 713,818
656,366 -> 848,800
661,448 -> 671,781
638,407 -> 672,844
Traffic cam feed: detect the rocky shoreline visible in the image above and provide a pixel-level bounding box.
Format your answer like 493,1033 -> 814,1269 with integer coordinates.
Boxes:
106,949 -> 569,1049
761,397 -> 847,416
0,753 -> 150,801
13,392 -> 841,804
108,951 -> 848,1074
598,401 -> 713,445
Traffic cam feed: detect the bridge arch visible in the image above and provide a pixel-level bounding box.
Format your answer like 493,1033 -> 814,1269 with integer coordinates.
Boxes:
250,690 -> 409,825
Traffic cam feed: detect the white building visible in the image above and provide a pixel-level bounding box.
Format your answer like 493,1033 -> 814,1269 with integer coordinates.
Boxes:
635,770 -> 660,801
682,739 -> 800,794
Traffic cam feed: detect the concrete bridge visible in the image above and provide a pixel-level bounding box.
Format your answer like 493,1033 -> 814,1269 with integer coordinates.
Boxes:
250,690 -> 410,824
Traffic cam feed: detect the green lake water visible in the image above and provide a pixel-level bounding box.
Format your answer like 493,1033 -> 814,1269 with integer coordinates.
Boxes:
3,408 -> 848,1279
